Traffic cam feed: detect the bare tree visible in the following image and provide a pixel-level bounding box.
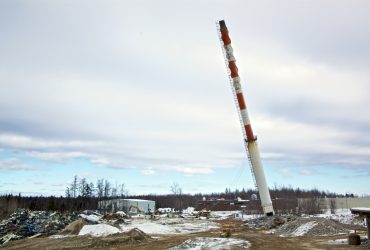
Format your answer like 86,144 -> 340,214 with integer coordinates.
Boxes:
96,179 -> 104,198
104,180 -> 111,197
71,175 -> 78,198
298,197 -> 321,215
89,182 -> 95,197
79,178 -> 87,197
111,186 -> 117,197
119,183 -> 128,197
329,199 -> 336,214
170,182 -> 182,195
65,187 -> 71,198
170,182 -> 183,211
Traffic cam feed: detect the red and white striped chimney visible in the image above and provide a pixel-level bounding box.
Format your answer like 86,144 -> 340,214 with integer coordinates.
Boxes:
218,20 -> 274,216
219,20 -> 255,142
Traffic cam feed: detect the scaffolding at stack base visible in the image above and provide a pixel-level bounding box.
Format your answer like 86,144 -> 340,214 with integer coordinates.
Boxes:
217,20 -> 274,216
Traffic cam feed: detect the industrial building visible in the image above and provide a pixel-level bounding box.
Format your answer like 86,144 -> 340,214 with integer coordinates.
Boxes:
98,199 -> 155,215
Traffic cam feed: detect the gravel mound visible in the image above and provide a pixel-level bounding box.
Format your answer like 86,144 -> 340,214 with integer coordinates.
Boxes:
62,218 -> 86,234
170,237 -> 250,249
362,240 -> 370,249
126,228 -> 150,242
246,215 -> 365,237
246,215 -> 294,230
274,217 -> 357,237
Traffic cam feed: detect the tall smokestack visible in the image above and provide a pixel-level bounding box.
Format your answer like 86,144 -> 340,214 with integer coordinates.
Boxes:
217,20 -> 274,216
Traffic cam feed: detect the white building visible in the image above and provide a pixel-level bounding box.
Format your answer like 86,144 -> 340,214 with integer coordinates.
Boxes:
98,199 -> 155,214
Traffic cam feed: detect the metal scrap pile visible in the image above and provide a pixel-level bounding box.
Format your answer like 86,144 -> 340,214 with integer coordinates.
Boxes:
246,215 -> 290,230
0,209 -> 78,244
246,215 -> 365,237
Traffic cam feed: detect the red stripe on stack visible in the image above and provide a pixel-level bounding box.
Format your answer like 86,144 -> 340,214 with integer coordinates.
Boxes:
236,93 -> 246,110
221,30 -> 231,45
220,22 -> 255,142
244,124 -> 254,141
228,61 -> 238,77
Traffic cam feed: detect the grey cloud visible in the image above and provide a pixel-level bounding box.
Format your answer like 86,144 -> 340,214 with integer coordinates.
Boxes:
0,158 -> 44,171
0,0 -> 370,179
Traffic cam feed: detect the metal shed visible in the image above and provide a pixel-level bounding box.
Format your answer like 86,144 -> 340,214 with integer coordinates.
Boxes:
98,198 -> 155,214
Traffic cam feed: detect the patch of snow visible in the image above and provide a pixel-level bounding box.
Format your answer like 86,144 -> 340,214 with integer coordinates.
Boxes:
120,218 -> 219,235
290,221 -> 317,237
79,214 -> 101,223
121,222 -> 176,234
211,211 -> 263,221
116,211 -> 126,217
131,214 -> 145,219
49,234 -> 76,239
327,238 -> 347,245
170,237 -> 250,249
158,208 -> 173,213
78,224 -> 120,237
308,209 -> 362,225
182,207 -> 195,214
327,236 -> 366,246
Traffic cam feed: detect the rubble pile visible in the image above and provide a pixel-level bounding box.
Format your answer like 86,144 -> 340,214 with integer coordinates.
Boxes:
62,218 -> 86,234
171,237 -> 251,249
362,239 -> 370,249
275,217 -> 363,237
0,209 -> 78,244
102,211 -> 127,221
125,228 -> 151,242
246,215 -> 365,237
246,215 -> 292,230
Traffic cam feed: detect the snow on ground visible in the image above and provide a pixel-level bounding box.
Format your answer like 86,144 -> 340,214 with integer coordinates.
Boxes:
290,221 -> 317,237
120,218 -> 219,235
170,237 -> 250,250
327,238 -> 348,245
78,224 -> 120,237
71,209 -> 363,239
211,211 -> 262,221
79,214 -> 101,223
182,207 -> 195,214
327,236 -> 367,245
49,234 -> 76,239
116,211 -> 126,217
306,209 -> 364,225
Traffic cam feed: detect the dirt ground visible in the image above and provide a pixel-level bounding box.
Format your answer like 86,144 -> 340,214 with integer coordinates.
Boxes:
0,219 -> 365,250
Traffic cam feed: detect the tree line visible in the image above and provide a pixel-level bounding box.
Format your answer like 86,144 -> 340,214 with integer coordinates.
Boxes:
0,175 -> 350,219
65,175 -> 128,198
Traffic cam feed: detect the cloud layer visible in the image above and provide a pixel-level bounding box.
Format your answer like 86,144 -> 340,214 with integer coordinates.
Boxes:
0,1 -> 370,193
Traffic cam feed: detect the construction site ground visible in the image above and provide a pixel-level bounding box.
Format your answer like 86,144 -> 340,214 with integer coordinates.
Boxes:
1,219 -> 365,250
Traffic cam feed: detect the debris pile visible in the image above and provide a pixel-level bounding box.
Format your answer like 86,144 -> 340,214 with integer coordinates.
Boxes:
0,209 -> 78,244
125,228 -> 151,242
246,214 -> 366,237
170,237 -> 250,249
363,239 -> 370,249
246,215 -> 292,230
61,218 -> 86,234
275,217 -> 362,237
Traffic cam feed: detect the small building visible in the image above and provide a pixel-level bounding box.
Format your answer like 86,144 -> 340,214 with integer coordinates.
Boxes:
98,199 -> 155,214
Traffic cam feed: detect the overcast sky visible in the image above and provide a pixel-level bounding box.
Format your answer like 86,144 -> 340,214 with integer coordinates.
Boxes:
1,0 -> 370,196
